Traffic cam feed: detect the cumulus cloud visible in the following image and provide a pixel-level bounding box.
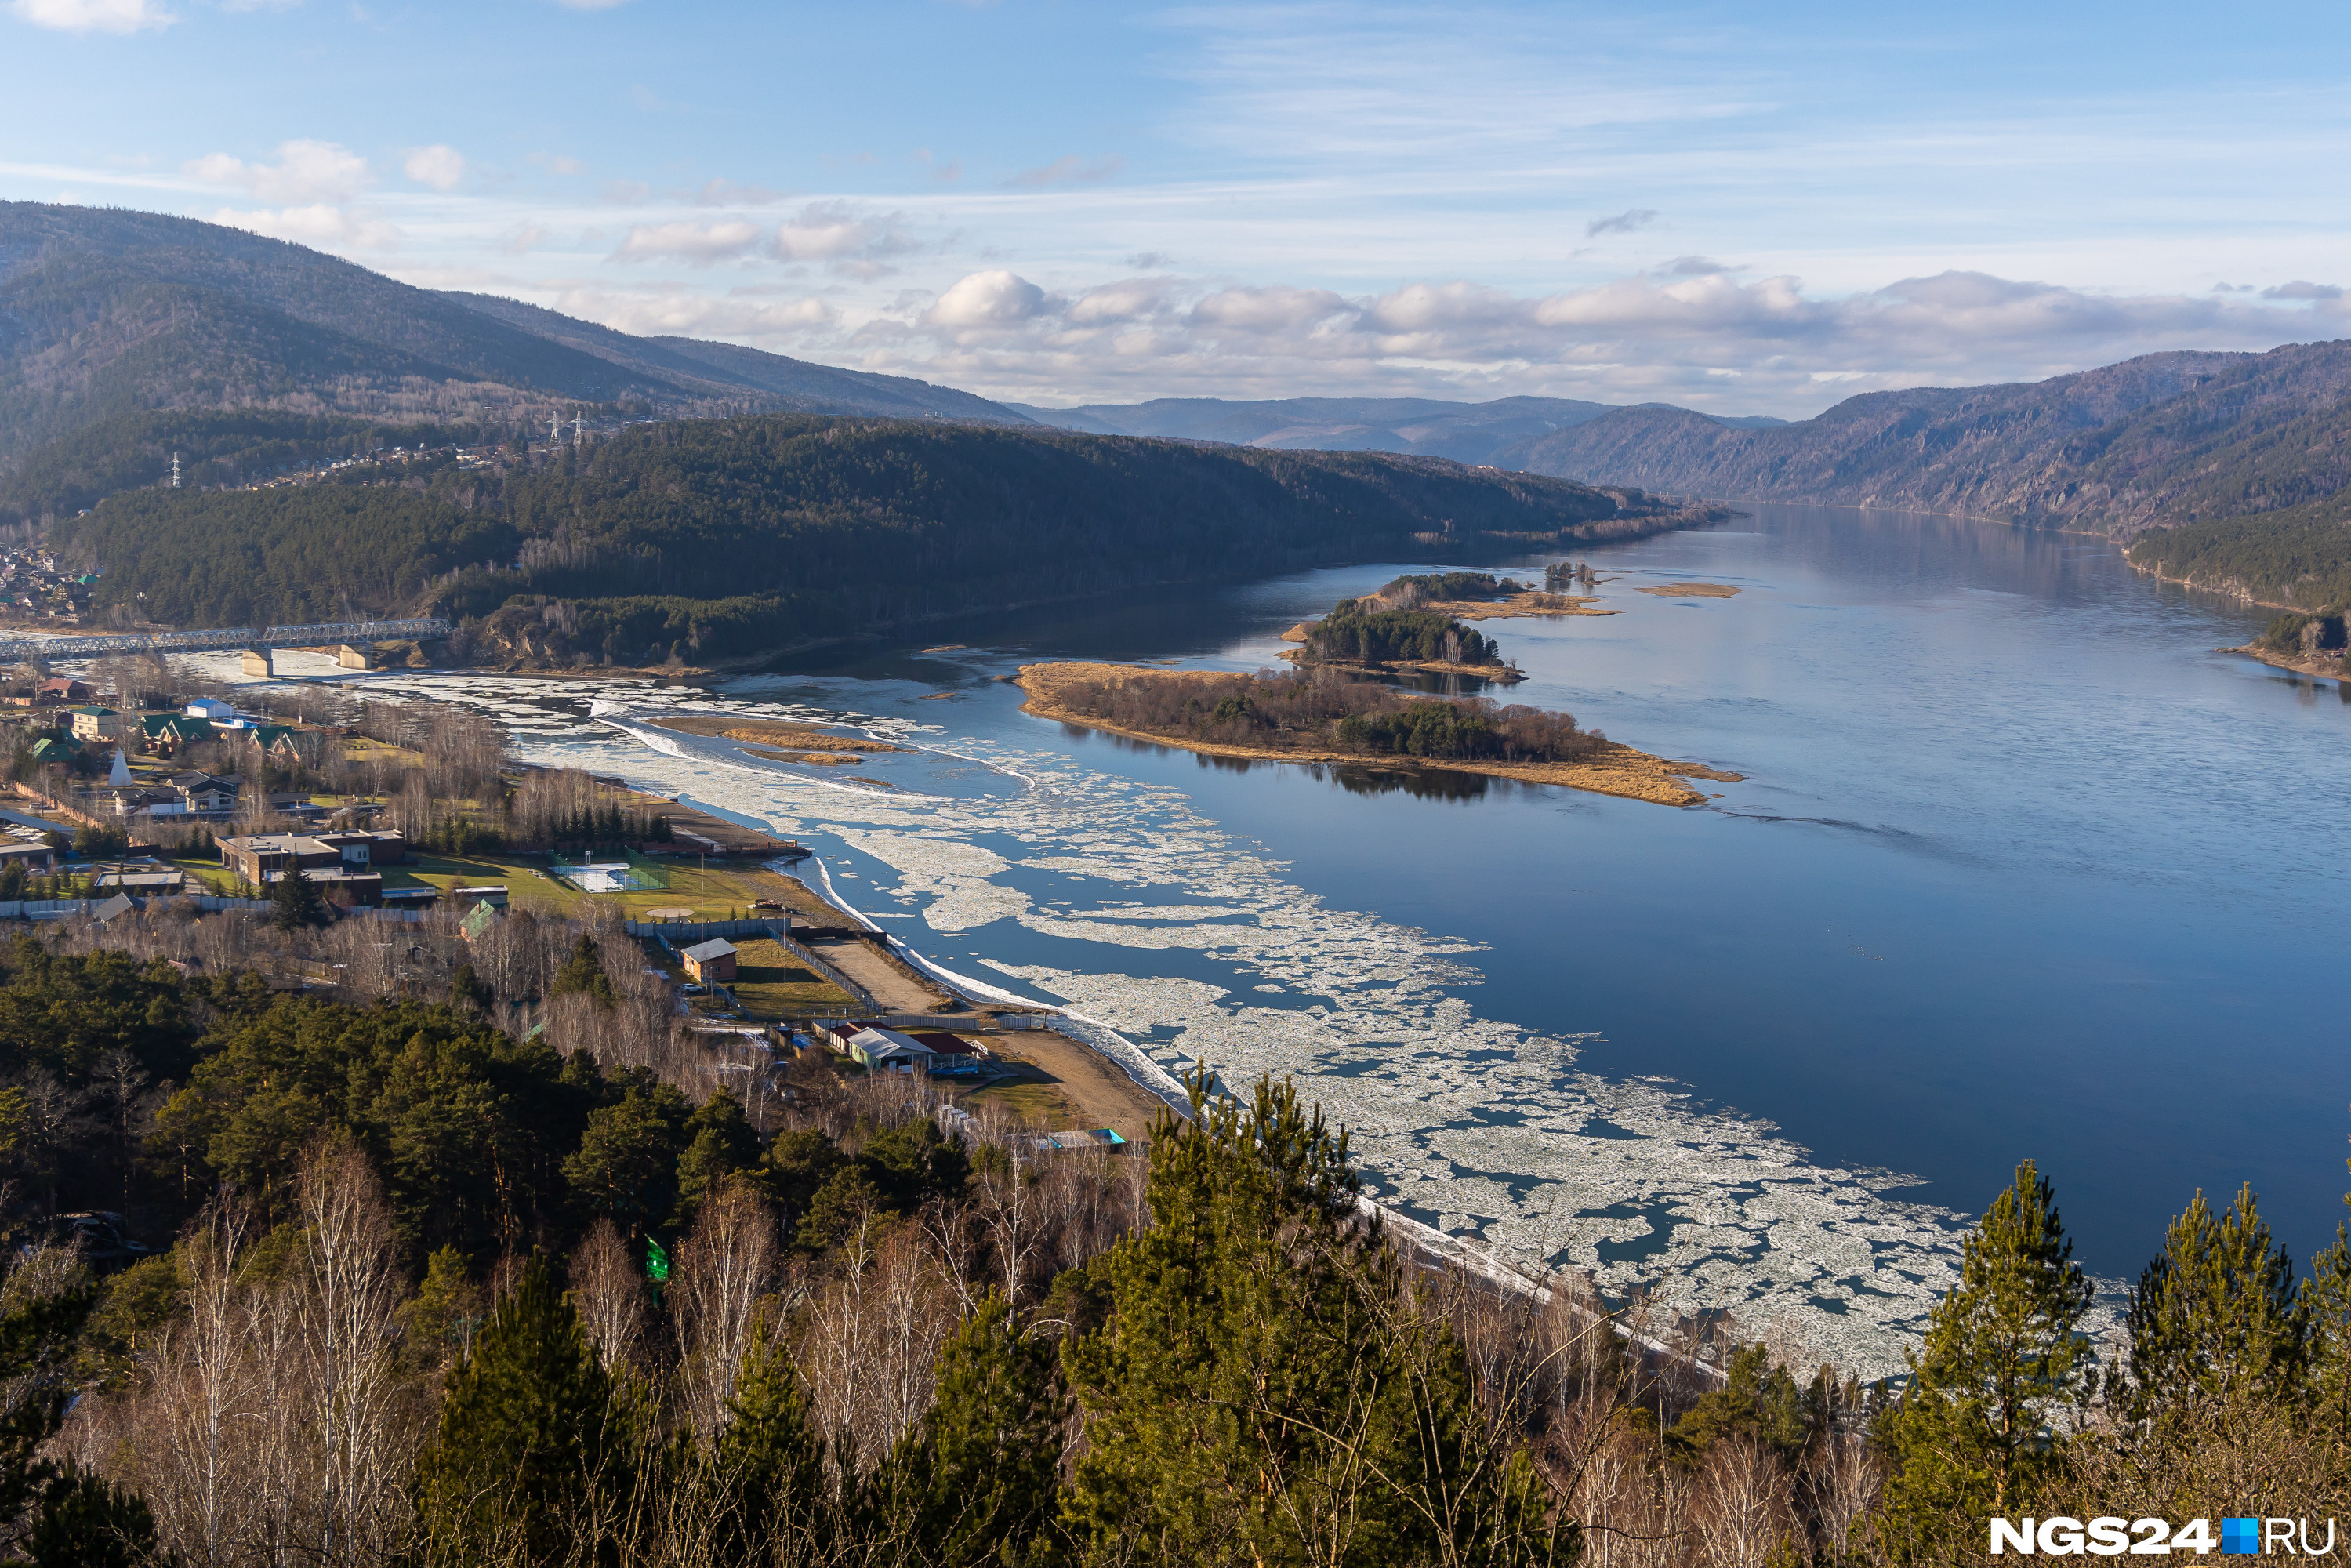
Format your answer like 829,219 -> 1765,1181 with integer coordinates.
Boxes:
401,144 -> 466,191
1664,256 -> 1736,276
1585,208 -> 1660,238
611,220 -> 764,264
2262,280 -> 2343,301
856,264 -> 2309,416
212,203 -> 401,250
186,141 -> 396,252
550,286 -> 833,338
7,0 -> 171,31
773,202 -> 878,261
1068,278 -> 1179,325
1004,154 -> 1123,187
186,139 -> 372,204
1190,285 -> 1348,334
927,270 -> 1047,329
531,152 -> 585,176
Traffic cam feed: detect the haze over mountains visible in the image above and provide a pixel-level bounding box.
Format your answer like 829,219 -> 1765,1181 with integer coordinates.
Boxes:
1008,397 -> 1786,468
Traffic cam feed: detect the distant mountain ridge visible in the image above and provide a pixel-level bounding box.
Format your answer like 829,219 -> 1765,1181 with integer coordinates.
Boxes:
1499,342 -> 2351,542
0,202 -> 1029,467
1009,395 -> 1785,468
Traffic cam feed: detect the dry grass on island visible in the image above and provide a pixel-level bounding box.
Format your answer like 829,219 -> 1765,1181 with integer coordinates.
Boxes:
647,713 -> 910,753
1638,581 -> 1742,599
1019,661 -> 1740,807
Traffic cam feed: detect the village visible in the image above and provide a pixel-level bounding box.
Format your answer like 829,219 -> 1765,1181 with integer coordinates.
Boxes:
0,668 -> 1166,1147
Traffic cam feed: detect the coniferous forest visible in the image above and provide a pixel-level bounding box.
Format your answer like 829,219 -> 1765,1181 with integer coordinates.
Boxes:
47,415 -> 1687,666
2,897 -> 2349,1566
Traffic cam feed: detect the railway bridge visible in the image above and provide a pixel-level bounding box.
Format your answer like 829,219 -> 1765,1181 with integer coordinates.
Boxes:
0,619 -> 454,675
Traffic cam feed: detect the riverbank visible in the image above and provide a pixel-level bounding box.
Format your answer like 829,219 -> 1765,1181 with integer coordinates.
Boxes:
2226,643 -> 2346,682
1016,661 -> 1739,807
1275,648 -> 1527,681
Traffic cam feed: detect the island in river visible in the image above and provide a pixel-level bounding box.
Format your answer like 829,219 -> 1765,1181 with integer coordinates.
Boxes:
1018,662 -> 1740,807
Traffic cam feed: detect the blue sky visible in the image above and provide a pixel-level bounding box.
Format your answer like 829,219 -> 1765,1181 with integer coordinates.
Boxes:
5,0 -> 2349,415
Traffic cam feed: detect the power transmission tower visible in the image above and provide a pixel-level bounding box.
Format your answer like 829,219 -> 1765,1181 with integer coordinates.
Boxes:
169,453 -> 180,489
573,408 -> 582,448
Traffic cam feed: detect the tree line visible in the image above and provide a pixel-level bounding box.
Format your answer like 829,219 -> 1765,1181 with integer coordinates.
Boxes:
49,414 -> 1658,666
1050,668 -> 1608,765
1304,601 -> 1504,667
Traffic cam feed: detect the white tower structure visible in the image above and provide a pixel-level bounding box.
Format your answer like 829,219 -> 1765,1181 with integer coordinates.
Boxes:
169,453 -> 180,488
573,409 -> 583,448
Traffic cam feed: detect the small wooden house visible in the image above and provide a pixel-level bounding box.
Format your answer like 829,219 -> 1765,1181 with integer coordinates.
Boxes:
680,938 -> 738,984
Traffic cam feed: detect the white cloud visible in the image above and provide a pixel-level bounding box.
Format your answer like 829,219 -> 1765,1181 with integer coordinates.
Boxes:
1068,278 -> 1178,325
186,139 -> 372,204
1189,285 -> 1348,334
774,203 -> 877,262
549,0 -> 628,9
550,285 -> 833,339
927,270 -> 1047,329
212,203 -> 400,250
401,144 -> 466,190
6,0 -> 171,32
611,219 -> 764,264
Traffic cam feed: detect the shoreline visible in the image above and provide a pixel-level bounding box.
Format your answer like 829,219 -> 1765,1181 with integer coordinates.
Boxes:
1015,660 -> 1739,808
2224,642 -> 2346,682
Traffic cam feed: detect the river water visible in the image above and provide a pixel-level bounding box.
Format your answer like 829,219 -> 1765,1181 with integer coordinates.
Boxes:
243,503 -> 2351,1375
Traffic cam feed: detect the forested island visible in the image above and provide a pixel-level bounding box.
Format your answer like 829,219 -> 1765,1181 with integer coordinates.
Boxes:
1019,662 -> 1736,805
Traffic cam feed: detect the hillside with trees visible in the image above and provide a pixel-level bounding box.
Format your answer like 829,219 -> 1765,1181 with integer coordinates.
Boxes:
0,202 -> 1027,475
0,902 -> 2346,1563
52,414 -> 1685,664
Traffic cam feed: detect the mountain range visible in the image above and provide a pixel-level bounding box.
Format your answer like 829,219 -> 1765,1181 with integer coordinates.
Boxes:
1500,342 -> 2351,543
1008,396 -> 1785,468
6,201 -> 2351,615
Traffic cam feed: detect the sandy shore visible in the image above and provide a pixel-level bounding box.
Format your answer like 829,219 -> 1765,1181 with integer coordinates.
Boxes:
648,714 -> 909,753
1638,583 -> 1741,599
1425,590 -> 1619,619
2226,644 -> 2347,681
1275,648 -> 1526,681
1018,661 -> 1739,807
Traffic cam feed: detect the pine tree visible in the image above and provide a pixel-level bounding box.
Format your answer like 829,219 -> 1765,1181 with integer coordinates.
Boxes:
269,865 -> 328,931
1060,1068 -> 1559,1568
21,1464 -> 158,1568
711,1326 -> 829,1567
1878,1160 -> 2095,1561
415,1254 -> 626,1567
865,1293 -> 1065,1567
2119,1184 -> 2307,1425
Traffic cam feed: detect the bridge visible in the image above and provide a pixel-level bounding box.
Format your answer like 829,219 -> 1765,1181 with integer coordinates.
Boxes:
0,619 -> 454,673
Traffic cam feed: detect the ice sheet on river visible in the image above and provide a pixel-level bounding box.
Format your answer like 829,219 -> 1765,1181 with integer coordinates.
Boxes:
292,672 -> 1979,1377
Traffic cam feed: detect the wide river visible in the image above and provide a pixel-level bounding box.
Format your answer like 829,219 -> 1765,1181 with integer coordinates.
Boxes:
287,503 -> 2350,1375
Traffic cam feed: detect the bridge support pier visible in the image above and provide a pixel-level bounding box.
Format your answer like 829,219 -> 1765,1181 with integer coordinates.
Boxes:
241,648 -> 274,677
335,644 -> 373,670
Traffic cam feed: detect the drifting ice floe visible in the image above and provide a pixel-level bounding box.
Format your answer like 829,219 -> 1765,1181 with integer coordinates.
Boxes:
294,670 -> 1986,1377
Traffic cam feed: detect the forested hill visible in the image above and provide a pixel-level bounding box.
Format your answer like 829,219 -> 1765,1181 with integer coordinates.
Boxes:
1007,394 -> 1790,468
53,414 -> 1677,664
1504,339 -> 2351,540
0,202 -> 1029,478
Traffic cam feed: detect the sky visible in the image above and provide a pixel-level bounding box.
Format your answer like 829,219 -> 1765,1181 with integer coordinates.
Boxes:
5,0 -> 2350,417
